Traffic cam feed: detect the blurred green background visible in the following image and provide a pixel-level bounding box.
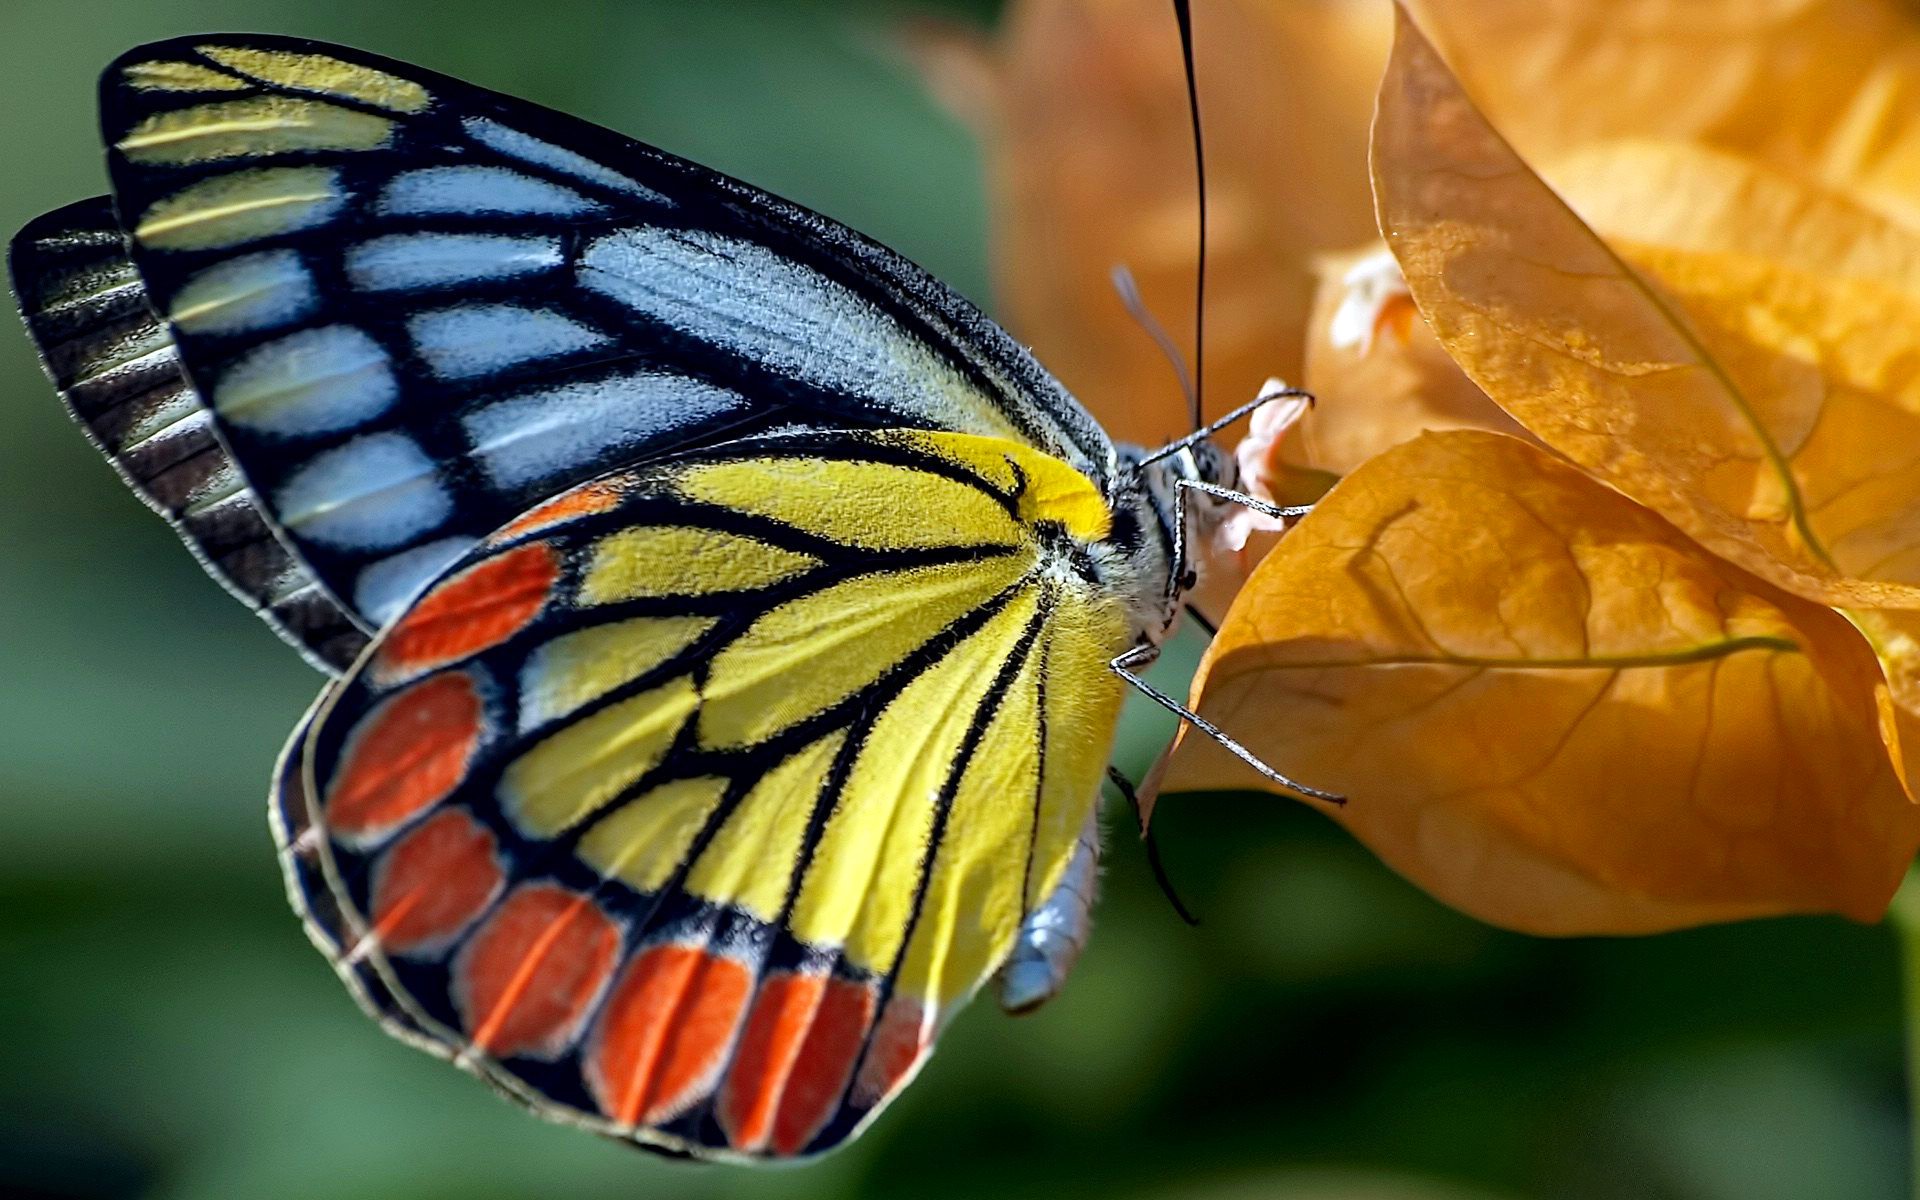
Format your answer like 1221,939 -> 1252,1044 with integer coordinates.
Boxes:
0,2 -> 1909,1198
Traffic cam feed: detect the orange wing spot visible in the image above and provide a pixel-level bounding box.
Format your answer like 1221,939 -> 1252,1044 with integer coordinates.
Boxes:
719,973 -> 875,1156
495,479 -> 627,540
771,977 -> 875,1156
369,808 -> 503,954
374,541 -> 559,679
851,993 -> 929,1109
586,944 -> 753,1127
456,883 -> 620,1059
326,672 -> 483,840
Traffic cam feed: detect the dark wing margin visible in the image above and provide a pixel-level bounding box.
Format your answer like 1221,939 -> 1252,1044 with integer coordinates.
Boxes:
8,197 -> 368,670
51,33 -> 1118,642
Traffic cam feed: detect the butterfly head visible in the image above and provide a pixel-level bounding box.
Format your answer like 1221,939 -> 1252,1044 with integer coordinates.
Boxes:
1108,435 -> 1237,634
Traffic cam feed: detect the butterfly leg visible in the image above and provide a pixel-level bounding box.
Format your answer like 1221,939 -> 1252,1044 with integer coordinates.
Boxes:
1108,643 -> 1344,805
1177,478 -> 1313,523
996,803 -> 1102,1014
1107,763 -> 1201,927
1163,463 -> 1315,609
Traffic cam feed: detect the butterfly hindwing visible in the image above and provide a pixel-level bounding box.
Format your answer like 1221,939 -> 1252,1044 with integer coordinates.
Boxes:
8,197 -> 369,669
283,428 -> 1130,1159
77,34 -> 1117,636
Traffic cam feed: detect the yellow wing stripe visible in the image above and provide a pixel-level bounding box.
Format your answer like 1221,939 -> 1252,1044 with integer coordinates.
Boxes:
518,614 -> 715,731
502,676 -> 699,836
901,431 -> 1113,541
581,526 -> 819,604
117,95 -> 396,164
684,731 -> 848,921
787,586 -> 1042,974
123,60 -> 251,92
580,776 -> 731,893
1031,601 -> 1129,893
133,166 -> 345,251
698,556 -> 1029,749
197,45 -> 433,113
678,457 -> 1023,551
894,628 -> 1046,1004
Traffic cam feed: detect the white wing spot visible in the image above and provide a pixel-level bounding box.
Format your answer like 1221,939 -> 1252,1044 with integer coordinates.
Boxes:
464,117 -> 668,203
463,373 -> 744,491
213,325 -> 398,436
379,165 -> 604,218
347,232 -> 563,292
409,304 -> 609,381
276,432 -> 451,550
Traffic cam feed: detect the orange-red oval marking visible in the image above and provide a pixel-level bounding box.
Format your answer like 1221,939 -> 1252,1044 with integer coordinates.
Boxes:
495,479 -> 627,540
326,671 -> 483,840
374,541 -> 559,679
368,808 -> 503,954
719,973 -> 875,1155
586,943 -> 753,1127
851,993 -> 928,1109
455,883 -> 620,1059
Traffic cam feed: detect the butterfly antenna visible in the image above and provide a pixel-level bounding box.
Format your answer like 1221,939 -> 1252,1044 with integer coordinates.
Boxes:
1108,766 -> 1200,927
1174,0 -> 1206,431
1135,383 -> 1313,469
1111,264 -> 1198,422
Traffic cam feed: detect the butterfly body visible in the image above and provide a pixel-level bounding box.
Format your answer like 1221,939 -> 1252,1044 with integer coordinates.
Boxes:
10,34 -> 1235,1160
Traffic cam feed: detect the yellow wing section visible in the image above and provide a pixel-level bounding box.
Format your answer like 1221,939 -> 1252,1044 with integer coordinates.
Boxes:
287,428 -> 1131,1159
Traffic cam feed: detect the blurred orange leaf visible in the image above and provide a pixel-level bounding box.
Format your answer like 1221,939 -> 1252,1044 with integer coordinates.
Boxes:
1409,0 -> 1920,229
946,0 -> 1389,445
1166,431 -> 1920,934
1544,139 -> 1920,287
1373,6 -> 1920,615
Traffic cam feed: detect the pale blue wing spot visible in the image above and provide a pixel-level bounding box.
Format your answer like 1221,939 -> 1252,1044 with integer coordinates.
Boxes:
462,373 -> 744,491
408,303 -> 609,381
346,232 -> 563,292
576,228 -> 1023,442
377,165 -> 605,218
275,431 -> 451,550
353,534 -> 481,627
463,117 -> 670,204
213,324 -> 398,435
170,248 -> 317,335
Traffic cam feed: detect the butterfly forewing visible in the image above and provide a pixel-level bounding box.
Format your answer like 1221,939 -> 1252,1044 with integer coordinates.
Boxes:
77,34 -> 1117,636
285,428 -> 1130,1159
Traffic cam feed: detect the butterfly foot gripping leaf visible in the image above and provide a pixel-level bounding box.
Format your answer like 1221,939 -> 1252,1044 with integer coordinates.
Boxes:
14,32 -> 1244,1161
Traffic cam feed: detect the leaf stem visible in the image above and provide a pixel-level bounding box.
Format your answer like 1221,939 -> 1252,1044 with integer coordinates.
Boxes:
1887,863 -> 1920,1199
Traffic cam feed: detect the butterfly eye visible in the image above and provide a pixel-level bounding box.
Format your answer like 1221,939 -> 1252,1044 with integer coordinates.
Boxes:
1193,441 -> 1233,488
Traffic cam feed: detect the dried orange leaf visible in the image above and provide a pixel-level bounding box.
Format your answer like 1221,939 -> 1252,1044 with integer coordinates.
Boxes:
1296,244 -> 1530,473
964,0 -> 1389,444
1845,607 -> 1920,792
1373,7 -> 1920,613
1544,140 -> 1920,292
1167,431 -> 1919,934
1408,0 -> 1920,229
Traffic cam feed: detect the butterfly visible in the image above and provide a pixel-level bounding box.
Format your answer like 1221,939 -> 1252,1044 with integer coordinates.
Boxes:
9,33 -> 1322,1160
